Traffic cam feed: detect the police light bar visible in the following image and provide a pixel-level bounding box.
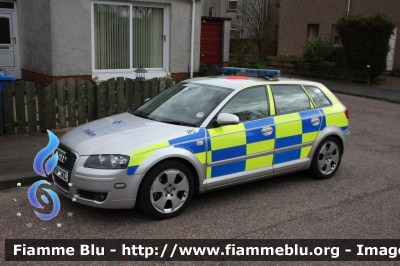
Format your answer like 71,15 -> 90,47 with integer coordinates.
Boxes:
221,67 -> 282,77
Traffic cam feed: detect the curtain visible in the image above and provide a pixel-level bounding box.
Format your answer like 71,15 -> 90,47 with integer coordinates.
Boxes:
94,4 -> 164,70
94,4 -> 130,70
132,7 -> 164,68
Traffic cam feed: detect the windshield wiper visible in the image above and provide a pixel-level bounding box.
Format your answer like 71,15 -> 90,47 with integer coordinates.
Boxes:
133,113 -> 157,121
132,112 -> 146,118
161,121 -> 195,127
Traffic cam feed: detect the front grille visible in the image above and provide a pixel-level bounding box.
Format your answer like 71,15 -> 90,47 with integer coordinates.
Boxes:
57,144 -> 77,172
54,173 -> 69,191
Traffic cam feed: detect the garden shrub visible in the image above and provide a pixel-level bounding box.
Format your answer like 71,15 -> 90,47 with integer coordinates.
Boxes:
230,38 -> 253,55
301,37 -> 343,64
337,13 -> 396,81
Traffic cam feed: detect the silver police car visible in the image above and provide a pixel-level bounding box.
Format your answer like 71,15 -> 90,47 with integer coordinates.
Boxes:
53,73 -> 350,219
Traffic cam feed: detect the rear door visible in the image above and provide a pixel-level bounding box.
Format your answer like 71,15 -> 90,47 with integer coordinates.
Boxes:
270,84 -> 323,173
206,85 -> 274,188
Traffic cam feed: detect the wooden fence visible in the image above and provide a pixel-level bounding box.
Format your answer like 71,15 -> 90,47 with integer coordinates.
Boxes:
199,63 -> 221,77
0,77 -> 175,136
292,62 -> 371,84
265,56 -> 296,74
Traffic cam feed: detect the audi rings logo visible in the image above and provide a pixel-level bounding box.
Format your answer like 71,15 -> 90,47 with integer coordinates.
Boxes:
28,180 -> 60,221
30,130 -> 61,221
58,151 -> 67,163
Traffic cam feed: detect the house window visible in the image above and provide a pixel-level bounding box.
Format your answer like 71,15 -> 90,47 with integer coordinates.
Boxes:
230,28 -> 237,38
307,24 -> 319,39
332,24 -> 340,45
92,3 -> 168,74
0,17 -> 11,44
228,0 -> 237,10
209,7 -> 213,17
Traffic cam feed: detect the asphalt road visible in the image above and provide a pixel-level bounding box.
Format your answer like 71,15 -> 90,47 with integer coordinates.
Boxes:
1,93 -> 400,265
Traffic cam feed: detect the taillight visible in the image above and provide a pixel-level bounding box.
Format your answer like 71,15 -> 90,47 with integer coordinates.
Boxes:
344,109 -> 349,119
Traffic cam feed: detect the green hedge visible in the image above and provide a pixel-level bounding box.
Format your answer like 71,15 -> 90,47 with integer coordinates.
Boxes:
301,37 -> 343,64
337,13 -> 396,81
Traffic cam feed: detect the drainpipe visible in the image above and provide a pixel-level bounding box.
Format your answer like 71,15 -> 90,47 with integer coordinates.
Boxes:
190,0 -> 195,78
347,0 -> 351,16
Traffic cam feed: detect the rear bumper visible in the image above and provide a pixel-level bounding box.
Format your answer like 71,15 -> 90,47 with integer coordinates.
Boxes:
342,128 -> 350,153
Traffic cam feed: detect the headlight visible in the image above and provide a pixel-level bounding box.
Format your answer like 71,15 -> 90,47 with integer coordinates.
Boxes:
84,155 -> 130,169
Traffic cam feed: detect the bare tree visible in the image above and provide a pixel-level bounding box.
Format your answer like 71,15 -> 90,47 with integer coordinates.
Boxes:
237,0 -> 267,58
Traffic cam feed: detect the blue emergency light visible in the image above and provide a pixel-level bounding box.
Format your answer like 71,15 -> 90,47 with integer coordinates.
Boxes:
221,67 -> 282,77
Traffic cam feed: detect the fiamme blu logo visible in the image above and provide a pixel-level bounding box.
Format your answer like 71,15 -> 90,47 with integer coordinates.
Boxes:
29,130 -> 61,221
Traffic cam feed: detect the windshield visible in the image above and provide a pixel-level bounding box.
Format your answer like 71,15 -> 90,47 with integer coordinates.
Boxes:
132,82 -> 232,127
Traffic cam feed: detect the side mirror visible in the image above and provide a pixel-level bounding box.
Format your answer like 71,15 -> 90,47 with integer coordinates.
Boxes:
216,113 -> 239,126
144,98 -> 150,103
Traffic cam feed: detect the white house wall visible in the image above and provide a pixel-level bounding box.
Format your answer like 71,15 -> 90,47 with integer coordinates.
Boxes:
18,0 -> 202,78
50,0 -> 92,77
17,0 -> 53,76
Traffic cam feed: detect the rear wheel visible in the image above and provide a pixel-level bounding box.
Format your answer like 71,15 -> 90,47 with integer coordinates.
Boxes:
138,160 -> 194,219
308,137 -> 342,179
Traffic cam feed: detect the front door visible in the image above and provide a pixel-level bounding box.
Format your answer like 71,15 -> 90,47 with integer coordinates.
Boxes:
206,86 -> 274,188
0,2 -> 20,78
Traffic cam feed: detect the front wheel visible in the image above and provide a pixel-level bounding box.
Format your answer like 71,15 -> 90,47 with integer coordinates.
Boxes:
308,137 -> 342,179
137,160 -> 194,219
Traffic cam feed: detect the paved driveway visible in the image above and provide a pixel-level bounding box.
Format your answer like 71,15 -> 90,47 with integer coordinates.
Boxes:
1,93 -> 399,264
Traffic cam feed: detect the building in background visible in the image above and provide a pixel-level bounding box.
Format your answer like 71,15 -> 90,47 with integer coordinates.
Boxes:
3,0 -> 397,84
0,0 -> 203,85
277,0 -> 399,75
200,0 -> 231,67
222,0 -> 280,58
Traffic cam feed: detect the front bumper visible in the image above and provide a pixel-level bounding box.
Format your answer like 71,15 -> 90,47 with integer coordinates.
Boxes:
52,148 -> 143,209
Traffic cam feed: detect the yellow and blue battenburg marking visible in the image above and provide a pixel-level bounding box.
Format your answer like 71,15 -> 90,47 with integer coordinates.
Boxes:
169,129 -> 207,164
126,107 -> 348,177
319,107 -> 349,132
206,117 -> 275,178
274,109 -> 322,164
126,129 -> 207,175
126,141 -> 170,175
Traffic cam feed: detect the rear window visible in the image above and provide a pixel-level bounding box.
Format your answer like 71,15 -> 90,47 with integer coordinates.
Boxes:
304,85 -> 331,107
271,85 -> 311,115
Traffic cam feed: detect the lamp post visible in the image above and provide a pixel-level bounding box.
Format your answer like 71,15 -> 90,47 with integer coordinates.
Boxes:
134,65 -> 148,81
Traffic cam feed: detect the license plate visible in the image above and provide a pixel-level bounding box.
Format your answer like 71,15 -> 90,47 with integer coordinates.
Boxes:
54,165 -> 69,182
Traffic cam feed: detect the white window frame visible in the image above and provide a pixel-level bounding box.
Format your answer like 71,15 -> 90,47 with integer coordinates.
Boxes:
91,1 -> 170,80
331,24 -> 340,47
227,0 -> 237,10
308,24 -> 319,39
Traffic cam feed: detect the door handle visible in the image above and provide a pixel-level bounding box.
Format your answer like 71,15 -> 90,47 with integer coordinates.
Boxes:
12,37 -> 16,44
261,126 -> 273,136
311,117 -> 320,126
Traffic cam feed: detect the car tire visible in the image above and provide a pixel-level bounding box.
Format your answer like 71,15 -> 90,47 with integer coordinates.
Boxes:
308,137 -> 342,180
137,160 -> 194,219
